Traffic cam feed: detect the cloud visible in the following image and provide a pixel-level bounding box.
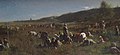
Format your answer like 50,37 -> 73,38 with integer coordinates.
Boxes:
82,6 -> 93,10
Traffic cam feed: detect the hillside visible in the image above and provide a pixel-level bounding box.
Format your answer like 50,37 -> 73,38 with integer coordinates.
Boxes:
15,7 -> 120,23
36,7 -> 120,23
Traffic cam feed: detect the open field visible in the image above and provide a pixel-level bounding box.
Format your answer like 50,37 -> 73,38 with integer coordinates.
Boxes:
0,21 -> 119,55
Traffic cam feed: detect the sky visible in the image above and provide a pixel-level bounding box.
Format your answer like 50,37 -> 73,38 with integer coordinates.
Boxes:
0,0 -> 120,22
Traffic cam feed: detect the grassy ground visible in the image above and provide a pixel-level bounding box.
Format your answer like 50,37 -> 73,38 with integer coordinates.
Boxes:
0,22 -> 120,55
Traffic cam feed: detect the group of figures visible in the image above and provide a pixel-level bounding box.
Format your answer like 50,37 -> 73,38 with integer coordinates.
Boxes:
93,20 -> 120,36
31,22 -> 119,54
0,20 -> 119,54
37,24 -> 99,48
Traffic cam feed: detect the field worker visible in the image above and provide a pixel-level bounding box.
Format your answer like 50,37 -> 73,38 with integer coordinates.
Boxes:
88,31 -> 94,38
80,31 -> 87,40
50,24 -> 53,28
51,23 -> 55,28
115,26 -> 120,36
102,20 -> 106,30
51,37 -> 56,48
54,34 -> 60,40
45,38 -> 51,47
63,23 -> 69,36
69,32 -> 73,37
95,22 -> 99,28
110,42 -> 120,54
59,32 -> 64,42
2,38 -> 9,48
0,40 -> 4,51
98,36 -> 105,43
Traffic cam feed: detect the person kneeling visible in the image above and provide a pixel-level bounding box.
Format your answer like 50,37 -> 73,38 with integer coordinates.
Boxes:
110,42 -> 120,54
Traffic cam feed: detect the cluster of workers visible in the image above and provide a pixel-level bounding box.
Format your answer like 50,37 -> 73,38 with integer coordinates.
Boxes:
37,23 -> 120,54
0,20 -> 120,54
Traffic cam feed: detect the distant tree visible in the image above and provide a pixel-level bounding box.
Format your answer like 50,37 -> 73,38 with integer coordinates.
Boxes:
99,0 -> 114,20
100,0 -> 111,8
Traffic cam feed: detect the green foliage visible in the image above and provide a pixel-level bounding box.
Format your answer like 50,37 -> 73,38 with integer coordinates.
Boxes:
100,1 -> 111,8
99,1 -> 115,20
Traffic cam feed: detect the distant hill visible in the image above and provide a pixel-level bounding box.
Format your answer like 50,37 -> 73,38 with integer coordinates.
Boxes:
56,7 -> 120,22
16,7 -> 120,23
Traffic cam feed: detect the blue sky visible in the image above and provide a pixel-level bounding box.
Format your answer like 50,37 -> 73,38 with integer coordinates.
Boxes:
0,0 -> 120,22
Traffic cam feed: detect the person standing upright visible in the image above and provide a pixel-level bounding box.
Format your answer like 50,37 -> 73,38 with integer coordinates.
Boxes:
115,25 -> 120,36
